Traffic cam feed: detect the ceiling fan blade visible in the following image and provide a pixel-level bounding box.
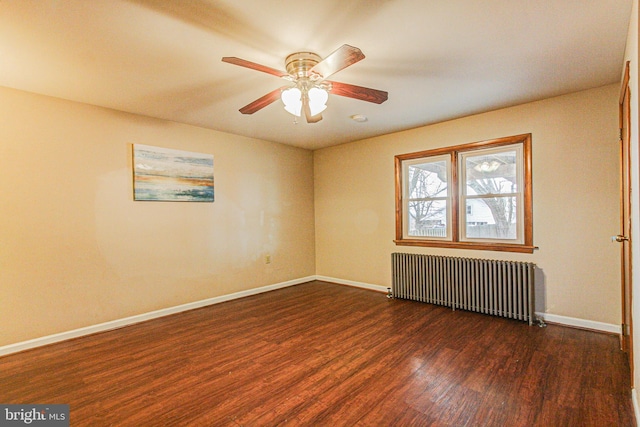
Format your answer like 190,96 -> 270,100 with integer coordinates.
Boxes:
302,96 -> 323,123
310,44 -> 365,79
239,87 -> 286,114
222,57 -> 289,78
328,81 -> 388,104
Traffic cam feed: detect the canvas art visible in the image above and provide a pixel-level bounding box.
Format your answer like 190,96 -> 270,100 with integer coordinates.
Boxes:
132,144 -> 214,202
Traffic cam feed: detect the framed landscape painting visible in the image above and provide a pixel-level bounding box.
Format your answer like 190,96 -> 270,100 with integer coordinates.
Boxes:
132,144 -> 214,202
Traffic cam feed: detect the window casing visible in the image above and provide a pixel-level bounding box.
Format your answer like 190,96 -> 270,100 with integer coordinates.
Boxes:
395,134 -> 535,253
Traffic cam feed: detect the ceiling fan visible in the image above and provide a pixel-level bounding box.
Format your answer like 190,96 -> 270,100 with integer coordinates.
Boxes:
222,44 -> 388,123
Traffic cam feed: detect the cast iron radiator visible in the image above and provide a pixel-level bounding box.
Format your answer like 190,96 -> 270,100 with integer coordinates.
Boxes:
391,253 -> 535,324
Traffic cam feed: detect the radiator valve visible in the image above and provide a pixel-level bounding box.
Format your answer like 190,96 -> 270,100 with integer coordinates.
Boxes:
387,288 -> 393,299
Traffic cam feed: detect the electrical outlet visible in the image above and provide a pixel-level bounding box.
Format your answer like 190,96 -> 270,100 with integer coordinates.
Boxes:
265,254 -> 271,264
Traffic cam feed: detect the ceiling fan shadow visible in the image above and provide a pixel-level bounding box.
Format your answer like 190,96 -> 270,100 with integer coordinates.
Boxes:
124,0 -> 285,53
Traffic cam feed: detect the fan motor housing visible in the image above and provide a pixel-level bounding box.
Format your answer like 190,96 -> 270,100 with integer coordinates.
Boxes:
285,52 -> 322,79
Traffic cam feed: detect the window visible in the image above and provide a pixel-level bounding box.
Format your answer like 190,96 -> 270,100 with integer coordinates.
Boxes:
395,134 -> 534,253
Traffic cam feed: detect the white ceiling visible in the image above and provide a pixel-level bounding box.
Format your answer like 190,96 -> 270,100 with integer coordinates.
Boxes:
0,0 -> 632,150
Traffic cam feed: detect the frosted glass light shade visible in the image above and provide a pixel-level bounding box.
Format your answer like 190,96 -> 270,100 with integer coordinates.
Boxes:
308,87 -> 328,116
281,86 -> 329,118
281,87 -> 302,117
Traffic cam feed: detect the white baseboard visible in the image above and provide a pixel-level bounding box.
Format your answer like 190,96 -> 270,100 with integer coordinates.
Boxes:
633,389 -> 640,427
0,276 -> 315,357
534,312 -> 621,335
316,276 -> 621,335
0,276 -> 623,357
314,275 -> 388,293
317,276 -> 623,335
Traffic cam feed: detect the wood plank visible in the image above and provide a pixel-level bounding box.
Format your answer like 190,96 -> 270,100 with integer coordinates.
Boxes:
0,281 -> 635,426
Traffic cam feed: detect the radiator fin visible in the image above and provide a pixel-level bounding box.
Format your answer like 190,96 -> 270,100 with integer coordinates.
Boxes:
392,253 -> 535,324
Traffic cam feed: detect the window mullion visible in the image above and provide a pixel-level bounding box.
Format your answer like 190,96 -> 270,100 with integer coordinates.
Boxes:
451,151 -> 459,242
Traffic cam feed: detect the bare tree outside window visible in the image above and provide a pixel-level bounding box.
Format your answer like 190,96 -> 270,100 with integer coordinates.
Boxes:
406,160 -> 448,238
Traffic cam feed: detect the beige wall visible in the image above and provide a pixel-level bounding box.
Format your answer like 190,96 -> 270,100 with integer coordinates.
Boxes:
0,78 -> 624,347
315,84 -> 621,325
0,86 -> 316,346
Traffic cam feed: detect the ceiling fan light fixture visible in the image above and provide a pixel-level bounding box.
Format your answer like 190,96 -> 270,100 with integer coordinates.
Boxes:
281,85 -> 328,118
281,87 -> 302,117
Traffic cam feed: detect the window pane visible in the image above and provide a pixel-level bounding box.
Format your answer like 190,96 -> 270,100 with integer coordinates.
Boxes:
408,160 -> 447,198
408,200 -> 447,237
465,150 -> 517,195
465,197 -> 517,239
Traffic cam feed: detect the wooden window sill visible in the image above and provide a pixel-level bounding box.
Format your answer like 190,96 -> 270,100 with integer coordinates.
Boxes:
394,239 -> 538,254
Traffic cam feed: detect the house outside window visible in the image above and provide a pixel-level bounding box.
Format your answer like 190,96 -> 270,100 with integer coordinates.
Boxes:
394,133 -> 535,253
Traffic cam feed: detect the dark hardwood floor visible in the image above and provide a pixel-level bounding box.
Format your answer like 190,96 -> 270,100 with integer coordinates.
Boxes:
0,281 -> 635,426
